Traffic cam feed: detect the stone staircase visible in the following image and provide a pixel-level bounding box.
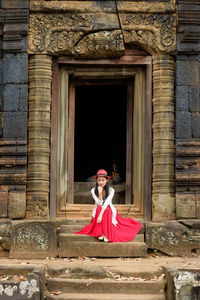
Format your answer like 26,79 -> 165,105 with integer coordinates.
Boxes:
58,219 -> 147,258
46,260 -> 166,300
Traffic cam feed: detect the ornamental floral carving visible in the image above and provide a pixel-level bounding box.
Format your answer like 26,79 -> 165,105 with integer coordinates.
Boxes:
74,30 -> 125,58
29,12 -> 176,56
120,14 -> 176,53
28,14 -> 94,55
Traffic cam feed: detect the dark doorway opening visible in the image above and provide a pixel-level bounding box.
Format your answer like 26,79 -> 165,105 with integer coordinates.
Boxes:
74,84 -> 127,182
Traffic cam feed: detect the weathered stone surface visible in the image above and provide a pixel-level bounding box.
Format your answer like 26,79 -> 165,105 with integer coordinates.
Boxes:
176,86 -> 189,111
0,264 -> 44,300
176,111 -> 192,138
4,112 -> 27,138
74,30 -> 125,59
8,192 -> 26,219
0,191 -> 8,217
1,0 -> 29,9
176,194 -> 196,219
152,195 -> 175,221
146,221 -> 200,256
59,238 -> 147,258
176,60 -> 199,85
196,195 -> 200,218
10,220 -> 57,258
3,84 -> 19,111
178,219 -> 200,229
152,55 -> 175,220
192,113 -> 200,138
26,55 -> 52,218
3,53 -> 28,84
165,268 -> 200,300
47,277 -> 164,295
0,275 -> 40,300
189,86 -> 200,113
0,220 -> 11,251
29,13 -> 124,58
19,84 -> 28,111
121,14 -> 176,54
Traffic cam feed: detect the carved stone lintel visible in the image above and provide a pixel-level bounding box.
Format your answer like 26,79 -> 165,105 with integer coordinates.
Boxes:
28,13 -> 122,57
120,14 -> 176,54
29,11 -> 176,56
27,55 -> 52,219
74,30 -> 125,59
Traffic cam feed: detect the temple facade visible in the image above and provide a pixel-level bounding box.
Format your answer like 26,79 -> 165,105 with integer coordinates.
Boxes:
0,0 -> 199,224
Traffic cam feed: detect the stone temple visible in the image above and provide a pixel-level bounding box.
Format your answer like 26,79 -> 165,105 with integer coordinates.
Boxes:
0,0 -> 199,299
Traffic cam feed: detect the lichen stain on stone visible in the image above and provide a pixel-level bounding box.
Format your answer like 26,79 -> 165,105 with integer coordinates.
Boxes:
16,225 -> 48,250
4,285 -> 14,296
174,271 -> 200,294
0,279 -> 39,298
19,279 -> 39,298
152,228 -> 178,245
0,284 -> 3,295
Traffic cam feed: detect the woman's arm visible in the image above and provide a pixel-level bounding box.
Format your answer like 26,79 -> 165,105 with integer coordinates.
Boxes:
97,188 -> 115,223
102,187 -> 114,209
91,188 -> 102,205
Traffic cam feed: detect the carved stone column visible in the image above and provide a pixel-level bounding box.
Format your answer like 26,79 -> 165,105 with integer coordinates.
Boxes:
27,55 -> 52,218
152,55 -> 175,221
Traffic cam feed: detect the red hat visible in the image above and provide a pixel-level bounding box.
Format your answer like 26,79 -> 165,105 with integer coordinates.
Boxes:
94,169 -> 110,180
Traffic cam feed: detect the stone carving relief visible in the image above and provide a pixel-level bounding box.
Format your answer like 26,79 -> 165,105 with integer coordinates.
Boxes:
29,14 -> 94,55
120,14 -> 176,53
74,30 -> 124,58
29,12 -> 176,57
28,14 -> 124,57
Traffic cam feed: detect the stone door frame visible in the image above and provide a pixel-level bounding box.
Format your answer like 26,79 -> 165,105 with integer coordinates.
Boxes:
49,52 -> 152,219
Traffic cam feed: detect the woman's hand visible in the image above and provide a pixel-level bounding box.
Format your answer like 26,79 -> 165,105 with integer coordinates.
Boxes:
98,186 -> 103,195
97,215 -> 102,223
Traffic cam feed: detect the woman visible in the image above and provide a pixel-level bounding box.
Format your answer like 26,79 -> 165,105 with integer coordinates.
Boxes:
75,169 -> 142,242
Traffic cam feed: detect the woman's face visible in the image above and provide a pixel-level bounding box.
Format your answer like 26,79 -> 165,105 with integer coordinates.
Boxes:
97,176 -> 108,188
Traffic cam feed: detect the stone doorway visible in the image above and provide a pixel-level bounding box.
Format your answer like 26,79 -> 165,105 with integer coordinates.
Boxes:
50,55 -> 152,219
73,82 -> 129,206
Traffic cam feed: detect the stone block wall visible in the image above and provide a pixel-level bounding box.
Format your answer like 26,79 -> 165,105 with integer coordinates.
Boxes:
176,0 -> 200,218
0,0 -> 29,219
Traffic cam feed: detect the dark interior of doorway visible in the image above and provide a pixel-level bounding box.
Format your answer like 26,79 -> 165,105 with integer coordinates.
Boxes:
74,84 -> 127,182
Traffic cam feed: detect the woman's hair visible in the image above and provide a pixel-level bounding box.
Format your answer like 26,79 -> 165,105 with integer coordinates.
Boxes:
95,179 -> 110,198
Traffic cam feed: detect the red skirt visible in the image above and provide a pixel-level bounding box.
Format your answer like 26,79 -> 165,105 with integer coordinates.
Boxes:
75,206 -> 142,242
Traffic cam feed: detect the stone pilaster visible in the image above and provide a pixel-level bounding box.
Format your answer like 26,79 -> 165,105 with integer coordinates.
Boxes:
27,55 -> 52,218
152,55 -> 175,221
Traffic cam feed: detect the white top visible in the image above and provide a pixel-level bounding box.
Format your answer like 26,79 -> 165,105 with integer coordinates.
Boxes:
91,187 -> 118,226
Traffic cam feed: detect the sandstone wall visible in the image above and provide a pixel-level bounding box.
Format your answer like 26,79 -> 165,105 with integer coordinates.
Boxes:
176,0 -> 200,218
0,0 -> 199,222
0,0 -> 29,219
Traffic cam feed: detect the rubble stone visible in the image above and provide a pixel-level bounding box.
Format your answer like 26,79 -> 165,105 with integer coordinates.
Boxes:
146,220 -> 200,256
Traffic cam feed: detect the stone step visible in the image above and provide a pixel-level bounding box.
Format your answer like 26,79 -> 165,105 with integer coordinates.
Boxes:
47,293 -> 166,300
46,262 -> 164,280
62,205 -> 143,219
60,218 -> 144,226
60,223 -> 144,235
47,278 -> 164,294
59,233 -> 144,243
58,241 -> 147,258
46,257 -> 164,280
